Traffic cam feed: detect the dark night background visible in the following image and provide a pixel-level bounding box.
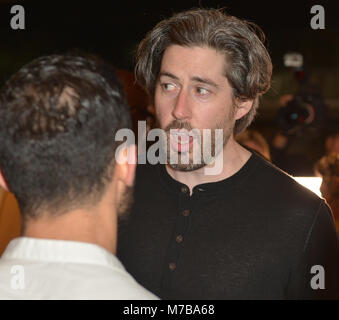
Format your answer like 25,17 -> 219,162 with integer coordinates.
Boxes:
0,0 -> 338,134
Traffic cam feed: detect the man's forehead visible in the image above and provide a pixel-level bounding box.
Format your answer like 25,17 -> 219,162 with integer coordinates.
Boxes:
160,45 -> 225,65
159,45 -> 228,83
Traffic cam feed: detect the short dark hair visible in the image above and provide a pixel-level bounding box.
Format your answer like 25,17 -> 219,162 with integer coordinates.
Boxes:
0,54 -> 131,219
135,8 -> 272,135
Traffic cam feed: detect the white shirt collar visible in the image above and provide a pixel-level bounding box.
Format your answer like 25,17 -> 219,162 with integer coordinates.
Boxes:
1,237 -> 125,271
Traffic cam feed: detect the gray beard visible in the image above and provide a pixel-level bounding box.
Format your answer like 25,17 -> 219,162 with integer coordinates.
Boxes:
165,126 -> 232,172
157,106 -> 235,172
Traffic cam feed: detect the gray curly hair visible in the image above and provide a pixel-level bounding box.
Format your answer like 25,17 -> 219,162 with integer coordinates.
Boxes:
135,8 -> 273,135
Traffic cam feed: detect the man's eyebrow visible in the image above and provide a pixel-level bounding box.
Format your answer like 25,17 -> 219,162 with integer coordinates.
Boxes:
191,76 -> 219,89
158,72 -> 179,81
158,72 -> 219,89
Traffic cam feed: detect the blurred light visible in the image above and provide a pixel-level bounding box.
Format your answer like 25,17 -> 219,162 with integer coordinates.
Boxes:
283,52 -> 303,68
293,177 -> 322,197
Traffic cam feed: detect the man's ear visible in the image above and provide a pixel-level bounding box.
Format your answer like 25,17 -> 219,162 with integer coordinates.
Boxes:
234,99 -> 254,121
115,144 -> 137,187
0,168 -> 9,192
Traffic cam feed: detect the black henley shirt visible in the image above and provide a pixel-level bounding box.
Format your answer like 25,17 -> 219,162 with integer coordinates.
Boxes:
117,152 -> 339,299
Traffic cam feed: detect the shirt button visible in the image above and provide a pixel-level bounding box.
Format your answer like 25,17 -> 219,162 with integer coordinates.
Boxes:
169,262 -> 176,271
176,234 -> 183,243
181,186 -> 188,194
182,209 -> 190,217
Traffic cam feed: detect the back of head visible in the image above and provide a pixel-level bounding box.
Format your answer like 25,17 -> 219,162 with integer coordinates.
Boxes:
135,8 -> 272,135
0,54 -> 131,222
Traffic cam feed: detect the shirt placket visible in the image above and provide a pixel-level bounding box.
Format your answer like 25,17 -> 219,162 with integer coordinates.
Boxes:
161,185 -> 193,294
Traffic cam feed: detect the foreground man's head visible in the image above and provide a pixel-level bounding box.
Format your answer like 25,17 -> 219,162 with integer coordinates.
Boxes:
0,54 -> 136,253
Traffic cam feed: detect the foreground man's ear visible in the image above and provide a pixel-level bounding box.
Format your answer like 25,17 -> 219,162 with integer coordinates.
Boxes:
115,144 -> 137,187
234,99 -> 254,121
0,168 -> 9,192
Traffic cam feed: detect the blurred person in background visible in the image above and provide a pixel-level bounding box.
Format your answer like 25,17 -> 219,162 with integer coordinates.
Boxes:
0,187 -> 21,256
325,131 -> 339,155
236,129 -> 271,161
314,153 -> 339,231
0,54 -> 157,299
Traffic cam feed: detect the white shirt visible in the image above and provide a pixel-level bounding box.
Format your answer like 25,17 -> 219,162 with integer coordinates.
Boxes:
0,237 -> 158,300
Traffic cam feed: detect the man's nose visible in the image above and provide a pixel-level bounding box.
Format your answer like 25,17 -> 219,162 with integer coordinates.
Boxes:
171,89 -> 192,121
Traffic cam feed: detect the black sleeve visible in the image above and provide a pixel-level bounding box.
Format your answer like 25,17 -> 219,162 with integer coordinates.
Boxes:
285,201 -> 339,299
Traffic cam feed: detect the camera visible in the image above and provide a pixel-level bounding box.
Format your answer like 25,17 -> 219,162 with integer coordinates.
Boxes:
277,52 -> 327,135
277,95 -> 315,134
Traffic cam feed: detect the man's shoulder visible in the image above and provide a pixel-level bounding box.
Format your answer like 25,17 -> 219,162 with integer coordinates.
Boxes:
249,153 -> 324,213
244,154 -> 334,241
88,266 -> 159,299
0,258 -> 159,300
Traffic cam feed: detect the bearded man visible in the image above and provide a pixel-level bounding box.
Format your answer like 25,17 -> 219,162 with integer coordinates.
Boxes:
117,8 -> 339,299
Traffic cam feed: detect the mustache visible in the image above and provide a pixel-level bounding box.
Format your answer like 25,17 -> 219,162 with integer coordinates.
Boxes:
164,120 -> 193,132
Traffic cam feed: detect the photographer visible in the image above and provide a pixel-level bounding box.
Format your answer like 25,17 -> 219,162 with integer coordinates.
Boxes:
271,89 -> 328,176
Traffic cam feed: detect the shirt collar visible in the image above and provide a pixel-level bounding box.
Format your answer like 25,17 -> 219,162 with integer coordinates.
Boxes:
1,237 -> 125,271
155,151 -> 262,195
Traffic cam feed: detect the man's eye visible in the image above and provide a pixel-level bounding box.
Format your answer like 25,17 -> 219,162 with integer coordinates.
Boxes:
196,87 -> 209,96
162,83 -> 176,91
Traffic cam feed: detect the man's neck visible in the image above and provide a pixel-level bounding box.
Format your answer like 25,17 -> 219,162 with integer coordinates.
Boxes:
166,138 -> 252,194
23,206 -> 117,254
